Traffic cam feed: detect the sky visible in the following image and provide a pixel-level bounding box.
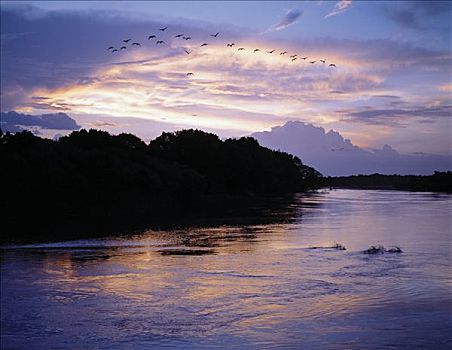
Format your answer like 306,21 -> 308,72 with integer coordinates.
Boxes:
1,1 -> 451,166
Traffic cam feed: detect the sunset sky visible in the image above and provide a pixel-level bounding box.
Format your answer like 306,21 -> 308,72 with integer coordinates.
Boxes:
1,1 -> 451,156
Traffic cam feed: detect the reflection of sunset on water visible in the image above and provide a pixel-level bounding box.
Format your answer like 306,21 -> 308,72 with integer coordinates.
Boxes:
3,190 -> 449,348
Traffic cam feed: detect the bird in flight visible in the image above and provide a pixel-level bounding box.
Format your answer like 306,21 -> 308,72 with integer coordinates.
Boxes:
238,47 -> 245,51
120,46 -> 127,50
253,48 -> 260,53
159,26 -> 168,31
123,39 -> 131,43
290,54 -> 298,59
184,49 -> 191,55
175,34 -> 184,38
156,40 -> 165,44
320,59 -> 326,63
210,32 -> 220,37
132,42 -> 141,46
187,72 -> 194,76
301,57 -> 308,60
309,61 -> 316,64
329,63 -> 336,67
107,46 -> 115,50
280,51 -> 287,55
183,36 -> 192,40
291,57 -> 298,62
111,49 -> 119,53
267,49 -> 275,54
200,43 -> 208,47
227,43 -> 235,47
148,35 -> 156,40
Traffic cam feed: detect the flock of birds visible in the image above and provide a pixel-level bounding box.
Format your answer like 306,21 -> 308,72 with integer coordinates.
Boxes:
107,26 -> 337,76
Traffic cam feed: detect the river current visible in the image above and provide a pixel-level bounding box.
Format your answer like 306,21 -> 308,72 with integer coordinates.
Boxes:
1,189 -> 451,349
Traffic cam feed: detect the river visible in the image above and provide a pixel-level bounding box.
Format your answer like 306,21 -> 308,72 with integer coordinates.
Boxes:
1,189 -> 451,349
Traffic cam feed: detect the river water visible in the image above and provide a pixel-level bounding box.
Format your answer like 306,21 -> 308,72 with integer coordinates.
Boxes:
1,189 -> 451,349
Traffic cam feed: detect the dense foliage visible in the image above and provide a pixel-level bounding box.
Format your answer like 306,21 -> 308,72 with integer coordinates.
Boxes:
1,129 -> 320,242
322,172 -> 452,193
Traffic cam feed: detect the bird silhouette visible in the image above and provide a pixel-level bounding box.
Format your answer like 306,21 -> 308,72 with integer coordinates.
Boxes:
132,42 -> 141,46
107,46 -> 115,50
187,72 -> 194,76
123,39 -> 131,43
267,49 -> 275,54
156,40 -> 165,44
200,43 -> 208,47
253,48 -> 260,53
280,51 -> 287,55
309,61 -> 316,64
227,43 -> 235,47
159,26 -> 168,31
320,59 -> 326,63
148,35 -> 156,40
184,49 -> 191,55
329,63 -> 336,67
183,36 -> 192,40
210,32 -> 220,37
301,57 -> 308,60
238,47 -> 245,51
290,54 -> 298,59
175,34 -> 184,38
291,57 -> 298,61
120,46 -> 127,50
111,49 -> 119,53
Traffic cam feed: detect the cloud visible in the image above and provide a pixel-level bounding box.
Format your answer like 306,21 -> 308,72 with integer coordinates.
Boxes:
6,34 -> 449,149
383,1 -> 452,31
324,0 -> 352,19
251,120 -> 451,175
90,120 -> 118,128
386,8 -> 421,30
1,3 -> 450,156
342,105 -> 452,126
78,77 -> 101,86
266,9 -> 302,32
1,111 -> 81,133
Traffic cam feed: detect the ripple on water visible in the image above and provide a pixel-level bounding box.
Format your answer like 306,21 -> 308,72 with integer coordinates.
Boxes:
1,190 -> 451,349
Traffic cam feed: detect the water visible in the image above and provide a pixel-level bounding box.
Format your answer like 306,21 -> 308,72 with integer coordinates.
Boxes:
1,189 -> 451,349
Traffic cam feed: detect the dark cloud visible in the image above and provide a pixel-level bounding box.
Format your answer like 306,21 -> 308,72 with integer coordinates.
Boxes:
383,1 -> 452,31
267,8 -> 302,32
372,95 -> 400,99
342,105 -> 452,126
386,8 -> 421,30
1,111 -> 81,133
31,96 -> 51,100
252,120 -> 451,175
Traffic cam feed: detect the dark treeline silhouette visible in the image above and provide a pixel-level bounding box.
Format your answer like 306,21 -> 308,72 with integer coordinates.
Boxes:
321,172 -> 452,193
1,129 -> 320,243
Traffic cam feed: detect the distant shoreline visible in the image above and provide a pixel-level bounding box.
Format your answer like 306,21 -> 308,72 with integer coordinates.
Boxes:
319,172 -> 452,193
322,185 -> 451,193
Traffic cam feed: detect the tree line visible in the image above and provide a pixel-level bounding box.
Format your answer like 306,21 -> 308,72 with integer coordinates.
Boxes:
321,172 -> 452,193
1,129 -> 321,242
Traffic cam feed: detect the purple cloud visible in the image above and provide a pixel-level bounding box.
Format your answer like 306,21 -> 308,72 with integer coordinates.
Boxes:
266,9 -> 302,32
342,105 -> 452,126
251,120 -> 451,175
1,111 -> 81,133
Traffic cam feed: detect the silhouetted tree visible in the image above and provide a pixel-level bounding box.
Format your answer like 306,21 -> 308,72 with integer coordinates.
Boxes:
1,128 -> 321,243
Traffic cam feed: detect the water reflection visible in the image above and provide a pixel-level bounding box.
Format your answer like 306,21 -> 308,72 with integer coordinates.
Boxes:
1,190 -> 451,349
